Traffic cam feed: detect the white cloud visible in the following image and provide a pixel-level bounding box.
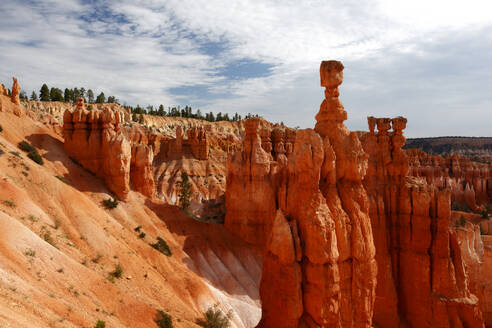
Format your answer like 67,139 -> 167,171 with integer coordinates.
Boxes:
1,0 -> 492,136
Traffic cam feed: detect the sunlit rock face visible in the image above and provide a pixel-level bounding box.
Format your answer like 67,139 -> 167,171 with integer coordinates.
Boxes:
407,148 -> 492,211
226,60 -> 377,328
226,60 -> 488,327
63,98 -> 153,200
360,115 -> 484,327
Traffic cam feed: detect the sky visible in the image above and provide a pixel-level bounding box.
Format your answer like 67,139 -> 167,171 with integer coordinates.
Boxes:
1,0 -> 492,137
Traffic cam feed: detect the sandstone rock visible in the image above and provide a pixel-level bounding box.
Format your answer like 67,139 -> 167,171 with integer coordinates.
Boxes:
226,60 -> 376,327
360,115 -> 485,327
0,83 -> 8,96
225,118 -> 276,246
407,149 -> 491,210
131,144 -> 155,199
63,99 -> 153,200
257,210 -> 302,328
11,77 -> 20,105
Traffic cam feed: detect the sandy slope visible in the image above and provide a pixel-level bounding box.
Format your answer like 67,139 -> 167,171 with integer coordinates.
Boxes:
0,102 -> 262,327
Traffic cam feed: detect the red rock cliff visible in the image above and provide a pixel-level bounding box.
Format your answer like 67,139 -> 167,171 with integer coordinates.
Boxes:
407,149 -> 492,211
63,98 -> 154,200
226,60 -> 377,327
360,116 -> 485,327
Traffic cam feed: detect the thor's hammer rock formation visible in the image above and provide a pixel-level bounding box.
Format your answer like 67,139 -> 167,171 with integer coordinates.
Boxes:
225,60 -> 377,327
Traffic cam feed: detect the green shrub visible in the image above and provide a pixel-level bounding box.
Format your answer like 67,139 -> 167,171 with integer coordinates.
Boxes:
177,172 -> 192,210
150,237 -> 172,256
18,140 -> 36,153
18,141 -> 43,165
111,263 -> 123,278
155,310 -> 173,328
460,215 -> 467,227
197,304 -> 232,328
42,230 -> 57,247
451,202 -> 472,213
0,124 -> 3,132
138,232 -> 146,239
24,248 -> 36,257
27,151 -> 44,165
94,320 -> 106,328
103,197 -> 118,209
2,200 -> 15,208
55,175 -> 71,185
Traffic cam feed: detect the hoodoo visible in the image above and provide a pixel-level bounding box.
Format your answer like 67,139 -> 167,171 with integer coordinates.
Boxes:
225,60 -> 488,327
226,60 -> 377,327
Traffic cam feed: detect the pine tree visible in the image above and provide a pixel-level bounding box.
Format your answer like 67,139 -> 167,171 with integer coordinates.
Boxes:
95,92 -> 105,103
176,172 -> 192,210
64,88 -> 71,102
49,87 -> 63,101
138,113 -> 144,124
87,89 -> 94,103
39,84 -> 50,101
73,88 -> 80,101
80,87 -> 86,101
30,91 -> 38,101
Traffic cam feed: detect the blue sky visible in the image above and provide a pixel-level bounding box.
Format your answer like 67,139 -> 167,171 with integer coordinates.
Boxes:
1,0 -> 492,137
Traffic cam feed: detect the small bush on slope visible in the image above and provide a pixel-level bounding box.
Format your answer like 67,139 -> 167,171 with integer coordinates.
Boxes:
150,237 -> 172,257
18,141 -> 43,165
94,320 -> 105,328
197,304 -> 232,328
103,197 -> 118,209
155,310 -> 173,328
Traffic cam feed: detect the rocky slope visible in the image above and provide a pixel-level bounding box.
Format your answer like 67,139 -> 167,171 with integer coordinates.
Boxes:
0,92 -> 262,328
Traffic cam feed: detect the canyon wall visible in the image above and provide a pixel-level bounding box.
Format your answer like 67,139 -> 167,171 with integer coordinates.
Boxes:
61,98 -> 235,218
226,60 -> 377,327
360,117 -> 484,327
225,61 -> 491,327
63,98 -> 154,200
407,149 -> 492,210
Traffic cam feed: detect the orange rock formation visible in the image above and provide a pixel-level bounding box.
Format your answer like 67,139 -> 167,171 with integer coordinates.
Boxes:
63,98 -> 153,200
360,116 -> 484,327
0,82 -> 8,96
11,77 -> 20,105
226,60 -> 377,327
407,149 -> 492,210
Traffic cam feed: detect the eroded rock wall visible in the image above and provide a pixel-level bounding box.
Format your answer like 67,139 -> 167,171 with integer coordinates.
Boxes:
407,148 -> 492,210
360,117 -> 484,327
226,60 -> 377,328
63,98 -> 154,200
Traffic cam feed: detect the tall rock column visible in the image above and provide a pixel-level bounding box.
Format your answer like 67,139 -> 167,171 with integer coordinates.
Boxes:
225,118 -> 277,246
360,116 -> 485,328
131,144 -> 155,199
225,61 -> 377,327
313,60 -> 376,328
11,77 -> 20,105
